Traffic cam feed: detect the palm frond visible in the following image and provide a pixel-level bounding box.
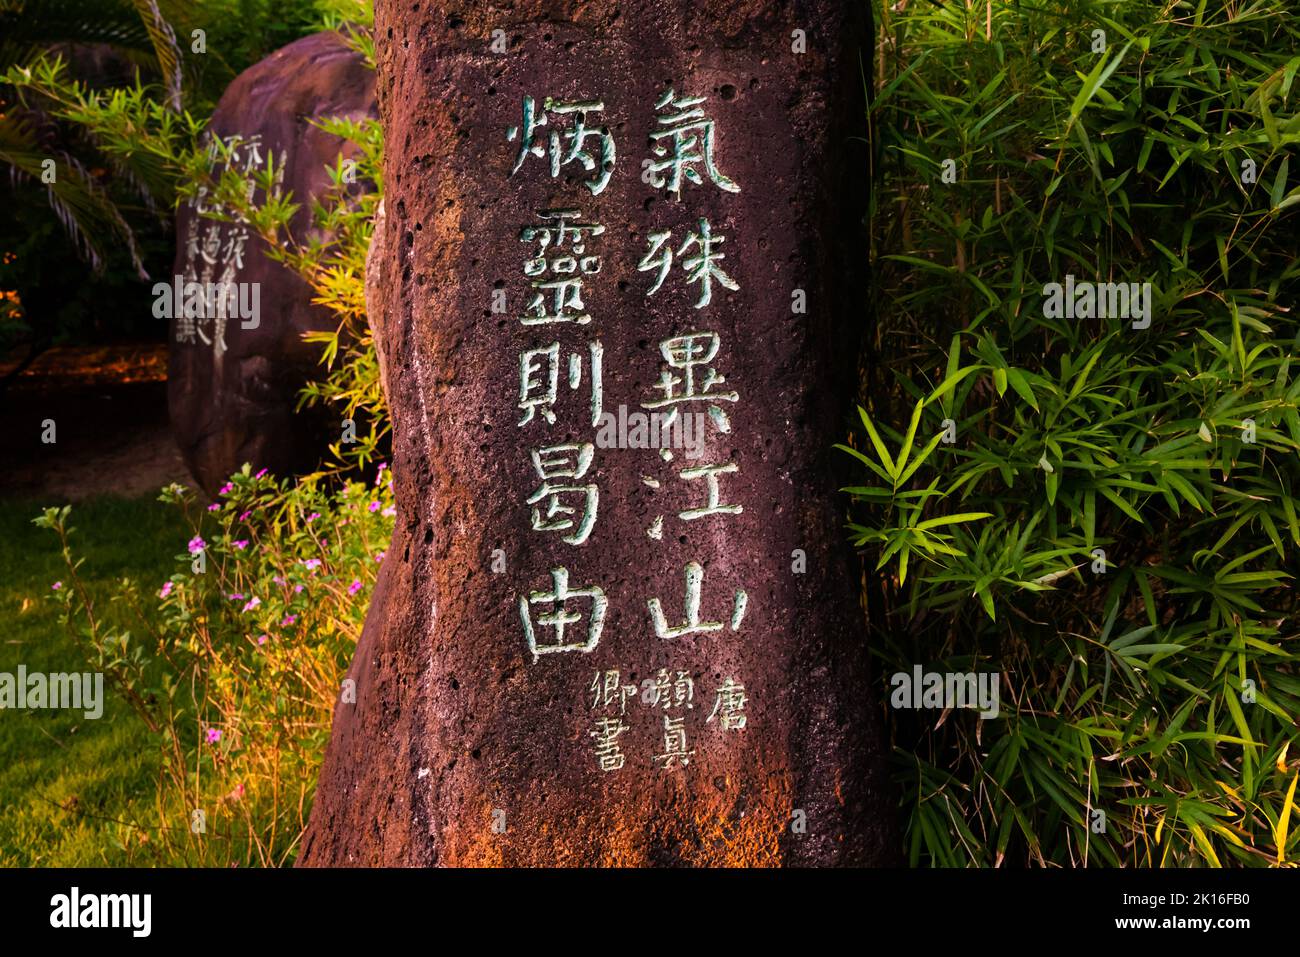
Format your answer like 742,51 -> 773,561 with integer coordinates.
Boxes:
0,111 -> 147,277
125,0 -> 182,110
0,0 -> 156,74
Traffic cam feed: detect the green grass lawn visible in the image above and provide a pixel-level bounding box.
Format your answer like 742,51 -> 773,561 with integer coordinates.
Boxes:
0,494 -> 187,866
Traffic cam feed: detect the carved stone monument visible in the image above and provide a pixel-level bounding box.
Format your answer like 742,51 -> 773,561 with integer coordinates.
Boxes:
167,31 -> 375,496
301,1 -> 894,866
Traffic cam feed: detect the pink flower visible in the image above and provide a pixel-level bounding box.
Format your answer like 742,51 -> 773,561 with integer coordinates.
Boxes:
375,551 -> 386,563
188,536 -> 206,555
255,468 -> 268,478
228,592 -> 245,601
381,505 -> 396,517
219,482 -> 233,496
51,581 -> 63,590
307,512 -> 320,522
159,581 -> 173,599
293,584 -> 304,594
256,634 -> 268,646
233,539 -> 249,550
280,614 -> 297,627
272,575 -> 286,586
207,503 -> 221,512
302,558 -> 322,571
205,728 -> 221,744
238,511 -> 251,522
242,596 -> 261,612
368,501 -> 380,512
348,579 -> 363,595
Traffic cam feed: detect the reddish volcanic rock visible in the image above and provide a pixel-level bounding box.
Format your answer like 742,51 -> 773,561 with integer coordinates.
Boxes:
300,1 -> 895,866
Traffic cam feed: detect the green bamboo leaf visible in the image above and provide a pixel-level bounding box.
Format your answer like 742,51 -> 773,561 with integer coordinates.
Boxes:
1277,772 -> 1298,864
895,429 -> 947,488
856,407 -> 896,479
916,512 -> 993,531
894,400 -> 925,486
1270,155 -> 1290,209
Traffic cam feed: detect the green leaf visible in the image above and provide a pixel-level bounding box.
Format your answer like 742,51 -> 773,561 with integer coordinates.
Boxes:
1270,155 -> 1290,209
895,400 -> 925,486
916,512 -> 993,531
1067,43 -> 1131,131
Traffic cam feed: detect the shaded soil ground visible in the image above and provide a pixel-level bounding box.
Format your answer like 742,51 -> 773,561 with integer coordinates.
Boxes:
1,343 -> 192,502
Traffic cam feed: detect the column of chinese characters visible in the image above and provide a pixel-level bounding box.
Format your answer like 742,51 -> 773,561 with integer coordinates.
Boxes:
509,98 -> 614,687
175,134 -> 278,354
588,669 -> 635,771
638,88 -> 749,769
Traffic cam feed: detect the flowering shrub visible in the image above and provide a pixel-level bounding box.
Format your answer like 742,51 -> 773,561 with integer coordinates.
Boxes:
36,464 -> 394,865
20,1 -> 385,867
